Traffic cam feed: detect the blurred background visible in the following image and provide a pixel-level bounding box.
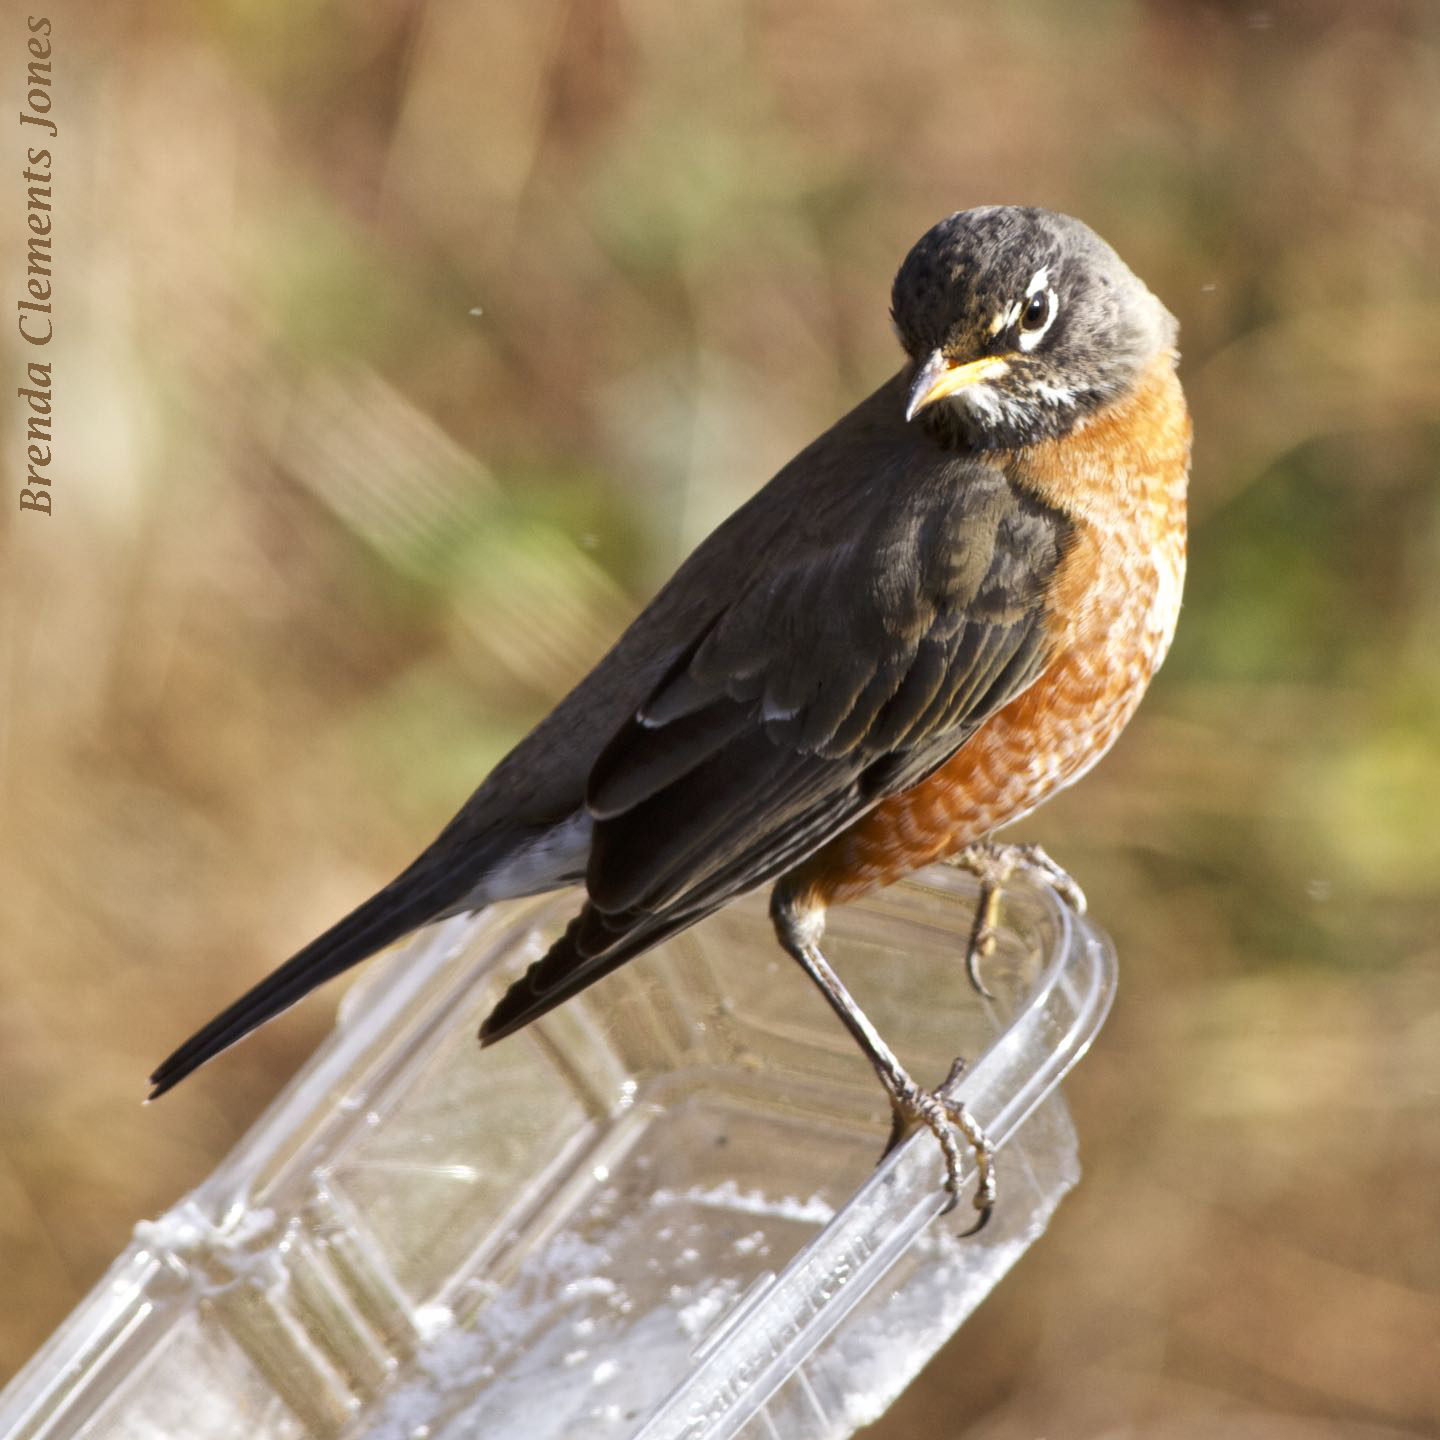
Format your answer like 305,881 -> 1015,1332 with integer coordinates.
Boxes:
2,0 -> 1438,1433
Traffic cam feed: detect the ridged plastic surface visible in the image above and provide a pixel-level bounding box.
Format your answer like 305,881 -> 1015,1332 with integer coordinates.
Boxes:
0,866 -> 1115,1440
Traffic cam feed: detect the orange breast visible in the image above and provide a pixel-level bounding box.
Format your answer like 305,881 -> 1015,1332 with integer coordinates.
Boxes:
789,352 -> 1191,910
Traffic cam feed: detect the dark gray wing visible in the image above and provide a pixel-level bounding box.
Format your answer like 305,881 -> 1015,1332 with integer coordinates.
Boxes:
480,463 -> 1071,1043
150,374 -> 1071,1097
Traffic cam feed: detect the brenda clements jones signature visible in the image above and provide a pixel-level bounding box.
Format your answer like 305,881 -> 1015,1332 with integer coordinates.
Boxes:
18,15 -> 55,518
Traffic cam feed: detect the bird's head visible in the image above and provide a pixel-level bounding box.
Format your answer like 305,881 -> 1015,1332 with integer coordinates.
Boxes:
891,206 -> 1177,450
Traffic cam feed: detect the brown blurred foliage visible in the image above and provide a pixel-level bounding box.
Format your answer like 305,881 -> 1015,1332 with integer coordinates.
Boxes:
2,0 -> 1438,1433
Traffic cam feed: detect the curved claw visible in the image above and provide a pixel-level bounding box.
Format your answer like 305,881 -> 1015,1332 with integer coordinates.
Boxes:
947,840 -> 1087,996
887,1062 -> 996,1230
963,890 -> 1001,999
945,1102 -> 997,1233
956,1194 -> 994,1238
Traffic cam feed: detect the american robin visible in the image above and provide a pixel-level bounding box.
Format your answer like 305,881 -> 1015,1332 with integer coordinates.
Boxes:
151,206 -> 1189,1226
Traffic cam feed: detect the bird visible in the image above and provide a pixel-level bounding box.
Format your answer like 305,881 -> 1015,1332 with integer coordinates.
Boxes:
150,206 -> 1190,1226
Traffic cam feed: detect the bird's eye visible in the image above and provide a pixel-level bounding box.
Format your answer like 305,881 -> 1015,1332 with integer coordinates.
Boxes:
1020,290 -> 1051,332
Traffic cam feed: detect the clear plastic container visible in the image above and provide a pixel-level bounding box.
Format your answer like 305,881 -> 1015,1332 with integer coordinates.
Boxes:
0,864 -> 1115,1440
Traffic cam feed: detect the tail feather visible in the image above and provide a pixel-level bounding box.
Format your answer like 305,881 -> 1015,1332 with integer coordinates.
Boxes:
477,906 -> 699,1047
148,854 -> 479,1099
480,791 -> 857,1047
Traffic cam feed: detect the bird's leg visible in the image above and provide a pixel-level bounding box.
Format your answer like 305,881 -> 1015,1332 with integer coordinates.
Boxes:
770,892 -> 995,1232
945,841 -> 1087,995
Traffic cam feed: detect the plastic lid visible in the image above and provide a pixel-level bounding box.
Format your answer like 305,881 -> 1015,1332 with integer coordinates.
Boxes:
0,864 -> 1115,1439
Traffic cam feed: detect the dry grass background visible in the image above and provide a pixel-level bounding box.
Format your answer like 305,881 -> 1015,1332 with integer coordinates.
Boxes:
2,0 -> 1439,1433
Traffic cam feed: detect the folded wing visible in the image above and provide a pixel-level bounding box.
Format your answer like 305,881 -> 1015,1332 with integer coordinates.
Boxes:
480,462 -> 1071,1043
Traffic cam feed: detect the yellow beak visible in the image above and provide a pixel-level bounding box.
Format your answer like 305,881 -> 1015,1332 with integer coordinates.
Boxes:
905,350 -> 1012,422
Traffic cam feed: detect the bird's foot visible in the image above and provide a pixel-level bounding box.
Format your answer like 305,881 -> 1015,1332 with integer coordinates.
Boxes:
944,841 -> 1087,997
882,1058 -> 996,1234
772,892 -> 997,1230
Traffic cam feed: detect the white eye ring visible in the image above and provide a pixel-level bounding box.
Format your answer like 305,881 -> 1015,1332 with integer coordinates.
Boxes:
1017,287 -> 1058,351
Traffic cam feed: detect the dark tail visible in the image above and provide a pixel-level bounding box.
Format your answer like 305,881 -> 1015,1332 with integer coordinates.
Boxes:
480,803 -> 839,1047
478,904 -> 701,1047
149,853 -> 480,1099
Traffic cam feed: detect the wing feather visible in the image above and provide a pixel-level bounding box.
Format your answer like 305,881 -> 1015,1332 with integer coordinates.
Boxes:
481,462 -> 1073,1043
